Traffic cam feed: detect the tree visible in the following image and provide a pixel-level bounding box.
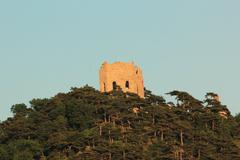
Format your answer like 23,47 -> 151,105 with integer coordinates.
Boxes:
9,139 -> 42,160
0,145 -> 9,160
235,113 -> 240,124
0,85 -> 239,159
11,104 -> 28,116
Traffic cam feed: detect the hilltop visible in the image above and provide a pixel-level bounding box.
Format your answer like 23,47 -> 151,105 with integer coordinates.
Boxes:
0,86 -> 240,160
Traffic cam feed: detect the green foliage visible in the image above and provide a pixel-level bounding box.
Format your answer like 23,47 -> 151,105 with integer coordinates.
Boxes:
0,86 -> 239,159
7,139 -> 42,160
235,113 -> 240,123
0,145 -> 10,160
11,104 -> 28,115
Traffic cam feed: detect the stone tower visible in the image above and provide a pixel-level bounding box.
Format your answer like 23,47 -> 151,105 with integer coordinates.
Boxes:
99,61 -> 144,98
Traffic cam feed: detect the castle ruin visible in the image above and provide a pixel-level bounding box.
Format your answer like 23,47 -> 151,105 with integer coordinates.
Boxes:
99,61 -> 144,98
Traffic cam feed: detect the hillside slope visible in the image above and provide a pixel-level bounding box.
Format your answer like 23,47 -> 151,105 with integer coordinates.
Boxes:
0,86 -> 240,160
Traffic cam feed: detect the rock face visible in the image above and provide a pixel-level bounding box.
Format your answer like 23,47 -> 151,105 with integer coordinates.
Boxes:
99,61 -> 144,98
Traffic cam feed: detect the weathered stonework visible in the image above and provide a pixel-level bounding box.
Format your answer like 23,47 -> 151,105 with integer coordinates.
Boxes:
99,61 -> 144,98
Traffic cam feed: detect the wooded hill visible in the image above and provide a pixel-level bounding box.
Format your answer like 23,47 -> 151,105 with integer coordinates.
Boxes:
0,85 -> 240,160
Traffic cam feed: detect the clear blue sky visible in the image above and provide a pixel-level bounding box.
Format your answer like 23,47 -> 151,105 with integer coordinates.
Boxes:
0,0 -> 240,121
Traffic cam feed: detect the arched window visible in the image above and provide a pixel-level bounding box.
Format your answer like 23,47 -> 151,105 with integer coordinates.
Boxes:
113,81 -> 117,90
125,81 -> 129,89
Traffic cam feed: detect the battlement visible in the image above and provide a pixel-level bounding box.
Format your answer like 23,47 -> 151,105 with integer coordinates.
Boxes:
99,61 -> 144,98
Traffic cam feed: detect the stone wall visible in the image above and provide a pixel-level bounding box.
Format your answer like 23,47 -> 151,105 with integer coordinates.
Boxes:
99,61 -> 144,98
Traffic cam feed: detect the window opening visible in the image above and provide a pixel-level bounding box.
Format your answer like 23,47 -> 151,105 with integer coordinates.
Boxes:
125,81 -> 130,89
113,81 -> 117,90
103,83 -> 106,92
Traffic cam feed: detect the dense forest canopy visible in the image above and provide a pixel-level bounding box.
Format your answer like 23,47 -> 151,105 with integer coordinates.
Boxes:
0,85 -> 240,160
